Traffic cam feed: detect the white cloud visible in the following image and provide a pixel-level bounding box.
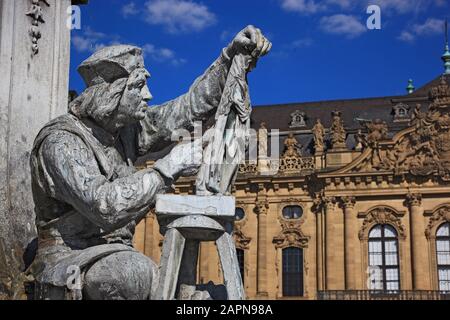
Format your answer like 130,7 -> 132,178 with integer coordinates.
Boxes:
72,36 -> 92,52
122,2 -> 139,18
319,14 -> 366,38
280,0 -> 325,14
435,0 -> 447,7
72,27 -> 185,67
220,30 -> 231,42
398,31 -> 415,42
279,0 -> 358,14
144,0 -> 216,34
327,0 -> 353,9
142,44 -> 187,66
413,18 -> 444,35
280,0 -> 443,15
292,38 -> 313,48
398,18 -> 444,42
72,27 -> 108,53
368,0 -> 432,14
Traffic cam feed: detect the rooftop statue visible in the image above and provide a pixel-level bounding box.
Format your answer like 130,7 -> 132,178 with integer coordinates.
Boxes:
28,26 -> 271,300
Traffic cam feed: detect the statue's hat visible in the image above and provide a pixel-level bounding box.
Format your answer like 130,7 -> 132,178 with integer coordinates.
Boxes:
78,45 -> 145,87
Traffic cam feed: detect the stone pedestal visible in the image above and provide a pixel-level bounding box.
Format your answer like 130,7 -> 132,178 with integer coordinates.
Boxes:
326,150 -> 353,168
0,0 -> 81,298
153,195 -> 245,300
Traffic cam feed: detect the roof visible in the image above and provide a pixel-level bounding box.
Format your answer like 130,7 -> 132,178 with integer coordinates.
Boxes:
136,73 -> 444,163
249,76 -> 450,132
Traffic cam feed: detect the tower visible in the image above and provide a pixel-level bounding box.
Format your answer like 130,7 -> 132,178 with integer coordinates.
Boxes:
442,19 -> 450,75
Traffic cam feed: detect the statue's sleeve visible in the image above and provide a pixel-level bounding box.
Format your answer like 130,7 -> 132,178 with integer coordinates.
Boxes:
40,131 -> 167,232
137,50 -> 232,154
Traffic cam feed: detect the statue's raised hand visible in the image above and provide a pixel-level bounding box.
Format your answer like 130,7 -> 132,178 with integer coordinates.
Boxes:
227,25 -> 272,59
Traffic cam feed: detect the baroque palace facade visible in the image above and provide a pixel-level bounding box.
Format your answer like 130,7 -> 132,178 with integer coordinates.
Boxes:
134,67 -> 450,299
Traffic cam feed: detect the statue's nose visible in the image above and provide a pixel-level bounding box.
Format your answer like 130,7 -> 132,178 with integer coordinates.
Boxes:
141,85 -> 153,102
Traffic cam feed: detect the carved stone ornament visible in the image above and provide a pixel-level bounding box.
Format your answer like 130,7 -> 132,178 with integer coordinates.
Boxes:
312,119 -> 325,153
283,133 -> 302,157
341,196 -> 356,209
330,110 -> 346,149
233,223 -> 252,250
405,192 -> 422,207
392,103 -> 410,122
289,110 -> 307,128
346,77 -> 450,176
425,205 -> 450,239
273,215 -> 309,249
238,160 -> 257,174
365,119 -> 389,147
359,207 -> 406,240
26,0 -> 50,56
255,199 -> 269,215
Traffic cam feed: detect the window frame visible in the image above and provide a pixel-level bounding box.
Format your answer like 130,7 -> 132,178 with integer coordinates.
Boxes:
282,247 -> 304,297
368,224 -> 401,292
436,222 -> 450,292
236,248 -> 245,285
282,205 -> 303,220
235,207 -> 245,222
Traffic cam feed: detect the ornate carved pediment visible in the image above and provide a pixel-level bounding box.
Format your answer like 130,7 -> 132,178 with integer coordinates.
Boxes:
273,227 -> 309,249
425,205 -> 450,239
331,77 -> 450,176
359,207 -> 406,240
273,214 -> 309,248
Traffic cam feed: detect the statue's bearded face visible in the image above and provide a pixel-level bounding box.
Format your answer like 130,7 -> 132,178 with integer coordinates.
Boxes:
116,68 -> 152,126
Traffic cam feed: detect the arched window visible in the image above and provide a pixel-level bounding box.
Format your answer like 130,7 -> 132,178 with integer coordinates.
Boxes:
282,247 -> 304,296
282,206 -> 303,220
368,224 -> 400,291
437,223 -> 450,292
235,208 -> 245,221
236,248 -> 245,285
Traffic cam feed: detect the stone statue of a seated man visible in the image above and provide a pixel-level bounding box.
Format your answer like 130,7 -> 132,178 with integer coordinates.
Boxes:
28,26 -> 271,300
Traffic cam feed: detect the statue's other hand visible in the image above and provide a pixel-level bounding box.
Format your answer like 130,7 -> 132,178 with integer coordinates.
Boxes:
154,138 -> 203,182
228,25 -> 272,59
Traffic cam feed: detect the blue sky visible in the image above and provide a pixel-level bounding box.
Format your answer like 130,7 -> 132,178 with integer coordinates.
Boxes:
69,0 -> 449,106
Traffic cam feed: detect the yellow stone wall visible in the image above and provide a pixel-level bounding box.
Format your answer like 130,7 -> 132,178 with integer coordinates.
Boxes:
133,174 -> 450,299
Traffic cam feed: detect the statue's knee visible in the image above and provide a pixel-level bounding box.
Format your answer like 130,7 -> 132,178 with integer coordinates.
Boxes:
83,251 -> 157,300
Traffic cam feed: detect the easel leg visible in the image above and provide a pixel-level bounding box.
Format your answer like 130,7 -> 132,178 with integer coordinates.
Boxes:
216,232 -> 246,300
152,228 -> 186,300
176,239 -> 199,296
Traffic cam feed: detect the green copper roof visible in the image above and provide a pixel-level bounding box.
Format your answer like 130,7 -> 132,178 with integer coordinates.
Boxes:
406,79 -> 415,94
443,20 -> 450,75
443,44 -> 450,75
